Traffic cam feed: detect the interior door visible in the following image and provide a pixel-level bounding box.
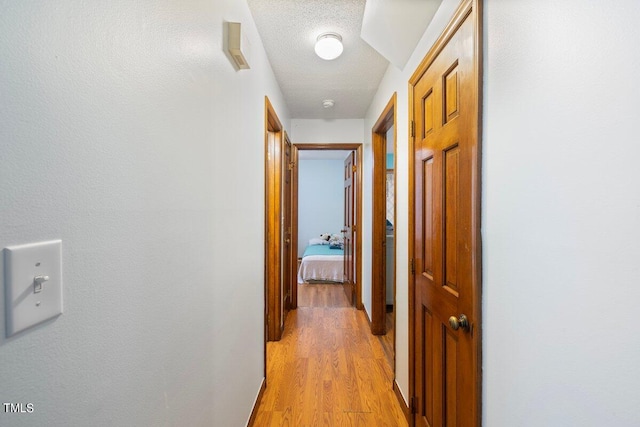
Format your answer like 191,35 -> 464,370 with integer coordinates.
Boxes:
342,151 -> 356,305
282,133 -> 293,315
411,0 -> 481,425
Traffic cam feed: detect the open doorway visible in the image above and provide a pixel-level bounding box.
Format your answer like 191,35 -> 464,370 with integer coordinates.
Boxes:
293,144 -> 363,309
264,138 -> 364,340
371,94 -> 397,371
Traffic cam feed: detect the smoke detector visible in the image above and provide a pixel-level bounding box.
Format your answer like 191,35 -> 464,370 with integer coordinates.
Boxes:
322,99 -> 335,109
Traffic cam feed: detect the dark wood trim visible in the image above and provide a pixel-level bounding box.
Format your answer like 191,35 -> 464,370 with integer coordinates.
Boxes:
371,93 -> 397,336
295,143 -> 359,151
247,378 -> 266,427
474,2 -> 484,424
407,1 -> 482,426
264,96 -> 284,343
282,131 -> 294,319
393,380 -> 410,423
293,143 -> 364,310
407,76 -> 416,427
290,143 -> 299,309
355,145 -> 363,310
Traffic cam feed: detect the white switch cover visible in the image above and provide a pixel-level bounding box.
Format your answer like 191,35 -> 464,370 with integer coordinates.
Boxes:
4,240 -> 63,337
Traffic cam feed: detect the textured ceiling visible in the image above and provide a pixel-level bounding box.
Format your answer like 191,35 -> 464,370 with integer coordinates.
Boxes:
298,150 -> 351,160
361,0 -> 442,69
247,0 -> 389,119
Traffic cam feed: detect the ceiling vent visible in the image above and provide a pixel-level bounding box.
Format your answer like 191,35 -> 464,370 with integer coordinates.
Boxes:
226,22 -> 250,70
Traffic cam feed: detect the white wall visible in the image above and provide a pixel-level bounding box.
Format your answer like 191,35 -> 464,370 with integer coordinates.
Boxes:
483,1 -> 640,425
291,119 -> 364,143
0,1 -> 288,426
297,160 -> 345,257
362,0 -> 464,406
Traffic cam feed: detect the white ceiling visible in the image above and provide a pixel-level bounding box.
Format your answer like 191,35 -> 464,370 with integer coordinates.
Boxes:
247,0 -> 389,119
361,0 -> 442,69
247,0 -> 442,120
298,150 -> 351,160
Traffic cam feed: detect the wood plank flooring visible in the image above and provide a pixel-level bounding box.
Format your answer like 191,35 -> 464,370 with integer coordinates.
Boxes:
377,309 -> 395,370
297,282 -> 352,308
252,284 -> 407,426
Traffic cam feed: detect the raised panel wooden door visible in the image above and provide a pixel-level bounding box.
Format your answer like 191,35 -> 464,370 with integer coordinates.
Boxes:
412,1 -> 481,425
343,151 -> 355,305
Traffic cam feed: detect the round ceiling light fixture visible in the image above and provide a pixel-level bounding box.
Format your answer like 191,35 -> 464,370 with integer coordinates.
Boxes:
322,99 -> 335,108
314,33 -> 343,60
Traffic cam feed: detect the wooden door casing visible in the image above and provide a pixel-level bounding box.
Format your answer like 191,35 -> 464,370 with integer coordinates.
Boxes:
409,0 -> 482,426
343,151 -> 356,306
293,143 -> 363,309
265,97 -> 284,342
282,133 -> 293,317
371,94 -> 396,336
290,144 -> 299,309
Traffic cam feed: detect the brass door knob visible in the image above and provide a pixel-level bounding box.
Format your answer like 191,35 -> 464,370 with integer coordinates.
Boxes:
448,314 -> 469,331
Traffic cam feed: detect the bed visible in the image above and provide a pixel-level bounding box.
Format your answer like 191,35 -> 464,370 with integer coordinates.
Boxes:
297,241 -> 344,284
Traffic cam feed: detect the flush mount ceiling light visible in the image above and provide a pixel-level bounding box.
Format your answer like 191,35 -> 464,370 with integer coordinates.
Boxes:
322,99 -> 335,108
314,33 -> 343,60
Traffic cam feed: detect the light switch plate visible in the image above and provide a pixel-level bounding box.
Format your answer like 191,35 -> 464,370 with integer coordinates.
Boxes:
4,240 -> 63,337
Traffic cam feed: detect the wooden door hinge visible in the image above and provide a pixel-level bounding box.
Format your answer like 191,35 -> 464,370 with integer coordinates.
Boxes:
352,224 -> 357,233
410,120 -> 415,138
410,259 -> 415,275
352,164 -> 357,173
288,161 -> 295,170
410,396 -> 417,414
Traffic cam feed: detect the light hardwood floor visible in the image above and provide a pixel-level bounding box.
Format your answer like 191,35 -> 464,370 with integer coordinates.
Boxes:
251,283 -> 407,426
377,309 -> 395,370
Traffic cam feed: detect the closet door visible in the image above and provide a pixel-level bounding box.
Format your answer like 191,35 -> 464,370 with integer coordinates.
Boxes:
410,0 -> 481,424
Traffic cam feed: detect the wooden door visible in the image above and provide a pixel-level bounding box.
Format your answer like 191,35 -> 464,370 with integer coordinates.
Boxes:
410,0 -> 481,425
343,151 -> 356,305
282,133 -> 293,315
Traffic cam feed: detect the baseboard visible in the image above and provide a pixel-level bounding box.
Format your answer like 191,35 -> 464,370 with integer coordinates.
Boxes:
246,378 -> 266,427
363,306 -> 372,327
393,380 -> 410,423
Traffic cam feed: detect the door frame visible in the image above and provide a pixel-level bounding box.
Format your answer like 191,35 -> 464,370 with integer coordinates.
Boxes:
282,132 -> 294,318
371,93 -> 397,336
408,0 -> 483,424
289,142 -> 299,309
264,96 -> 287,342
293,143 -> 363,309
342,150 -> 357,306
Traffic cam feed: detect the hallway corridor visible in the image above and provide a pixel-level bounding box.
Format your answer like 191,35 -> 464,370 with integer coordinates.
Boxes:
251,284 -> 407,426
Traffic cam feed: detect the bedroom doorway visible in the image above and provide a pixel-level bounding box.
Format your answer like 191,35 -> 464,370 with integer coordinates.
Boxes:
293,143 -> 363,309
371,94 -> 397,372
